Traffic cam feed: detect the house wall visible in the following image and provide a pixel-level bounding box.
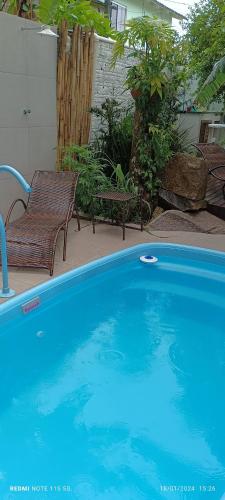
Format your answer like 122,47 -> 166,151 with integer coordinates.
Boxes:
177,112 -> 224,145
92,0 -> 180,24
124,0 -> 173,23
0,13 -> 57,218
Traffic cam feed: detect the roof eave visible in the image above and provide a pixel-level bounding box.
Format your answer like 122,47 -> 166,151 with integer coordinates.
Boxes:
153,0 -> 186,21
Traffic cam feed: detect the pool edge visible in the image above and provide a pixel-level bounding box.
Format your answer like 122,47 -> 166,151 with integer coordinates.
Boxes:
1,242 -> 225,318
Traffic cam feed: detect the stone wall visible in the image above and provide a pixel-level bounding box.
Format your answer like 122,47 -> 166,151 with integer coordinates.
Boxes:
91,36 -> 134,139
91,36 -> 224,145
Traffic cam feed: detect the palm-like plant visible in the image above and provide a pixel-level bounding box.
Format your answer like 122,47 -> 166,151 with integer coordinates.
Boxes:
111,16 -> 179,98
198,56 -> 225,107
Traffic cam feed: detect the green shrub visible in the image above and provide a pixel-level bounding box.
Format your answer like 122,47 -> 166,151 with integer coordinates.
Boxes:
110,163 -> 137,193
90,98 -> 133,176
111,16 -> 186,199
62,145 -> 112,214
62,145 -> 143,222
170,125 -> 194,154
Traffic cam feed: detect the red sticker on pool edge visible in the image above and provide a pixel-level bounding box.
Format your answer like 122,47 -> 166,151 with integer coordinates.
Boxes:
21,297 -> 41,314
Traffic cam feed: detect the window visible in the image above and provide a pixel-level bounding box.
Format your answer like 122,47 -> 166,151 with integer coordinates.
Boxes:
111,2 -> 127,32
93,0 -> 106,14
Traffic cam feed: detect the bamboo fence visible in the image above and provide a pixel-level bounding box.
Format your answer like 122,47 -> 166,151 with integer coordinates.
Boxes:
57,21 -> 95,168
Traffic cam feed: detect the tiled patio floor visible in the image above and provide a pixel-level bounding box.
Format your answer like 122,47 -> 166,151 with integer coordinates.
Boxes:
1,219 -> 225,303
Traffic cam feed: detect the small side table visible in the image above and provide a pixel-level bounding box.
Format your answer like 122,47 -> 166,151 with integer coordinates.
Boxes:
92,191 -> 143,240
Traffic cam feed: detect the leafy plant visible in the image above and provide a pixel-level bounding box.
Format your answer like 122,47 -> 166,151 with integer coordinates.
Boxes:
62,145 -> 141,222
137,123 -> 173,197
90,98 -> 133,175
198,56 -> 225,107
112,16 -> 184,98
185,0 -> 225,105
170,125 -> 193,154
111,16 -> 185,199
37,0 -> 112,36
1,0 -> 112,36
1,0 -> 37,16
62,145 -> 112,214
111,163 -> 137,194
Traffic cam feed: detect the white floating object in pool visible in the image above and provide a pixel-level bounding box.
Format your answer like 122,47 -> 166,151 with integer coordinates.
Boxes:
140,255 -> 158,264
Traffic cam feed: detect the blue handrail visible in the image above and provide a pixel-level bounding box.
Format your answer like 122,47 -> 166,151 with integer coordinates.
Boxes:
0,165 -> 32,298
0,165 -> 32,193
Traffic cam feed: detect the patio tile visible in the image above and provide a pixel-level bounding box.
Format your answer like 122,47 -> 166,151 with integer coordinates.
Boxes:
1,219 -> 225,304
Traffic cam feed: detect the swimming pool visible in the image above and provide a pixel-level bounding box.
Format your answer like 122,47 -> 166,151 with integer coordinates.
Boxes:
0,243 -> 225,500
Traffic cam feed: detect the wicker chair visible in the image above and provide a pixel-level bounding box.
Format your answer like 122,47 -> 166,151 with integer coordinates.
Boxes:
5,170 -> 80,276
193,143 -> 225,198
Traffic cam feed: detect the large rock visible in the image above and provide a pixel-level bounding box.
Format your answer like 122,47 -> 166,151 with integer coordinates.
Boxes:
160,153 -> 208,211
159,188 -> 207,211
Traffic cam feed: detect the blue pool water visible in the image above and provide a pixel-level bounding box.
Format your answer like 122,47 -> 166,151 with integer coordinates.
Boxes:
0,244 -> 225,500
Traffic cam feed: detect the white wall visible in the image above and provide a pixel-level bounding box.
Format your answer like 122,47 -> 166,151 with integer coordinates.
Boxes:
177,112 -> 224,145
0,13 -> 57,218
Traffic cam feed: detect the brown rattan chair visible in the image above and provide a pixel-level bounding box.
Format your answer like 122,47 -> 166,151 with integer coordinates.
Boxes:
5,170 -> 80,276
193,143 -> 225,198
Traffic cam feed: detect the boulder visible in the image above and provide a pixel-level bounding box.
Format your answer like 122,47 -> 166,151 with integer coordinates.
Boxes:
159,188 -> 207,211
160,153 -> 208,211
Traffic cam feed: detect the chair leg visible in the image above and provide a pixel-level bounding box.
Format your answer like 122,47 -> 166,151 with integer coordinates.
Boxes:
223,183 -> 225,200
50,227 -> 63,275
63,226 -> 68,261
50,254 -> 54,276
75,204 -> 81,231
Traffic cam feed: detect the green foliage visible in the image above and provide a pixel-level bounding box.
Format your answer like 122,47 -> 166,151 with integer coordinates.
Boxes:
111,16 -> 186,199
170,125 -> 193,154
2,0 -> 16,12
62,145 -> 112,214
136,86 -> 183,196
135,92 -> 181,197
110,164 -> 140,223
111,164 -> 137,194
198,56 -> 225,107
90,98 -> 133,175
1,0 -> 112,36
37,0 -> 112,36
112,16 -> 184,98
137,118 -> 174,197
1,0 -> 37,14
185,0 -> 225,104
62,145 -> 139,221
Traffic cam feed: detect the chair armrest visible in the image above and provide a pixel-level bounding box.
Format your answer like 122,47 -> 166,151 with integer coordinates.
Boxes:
209,165 -> 225,181
5,198 -> 27,227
